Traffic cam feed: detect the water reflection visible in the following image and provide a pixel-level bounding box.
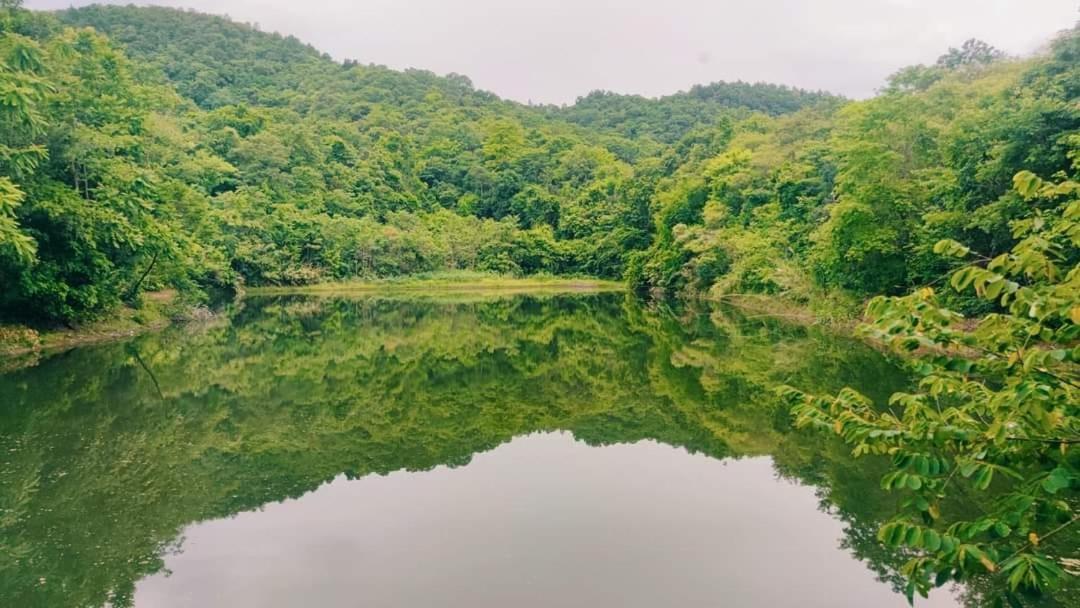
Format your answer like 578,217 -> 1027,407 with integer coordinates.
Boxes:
0,292 -> 957,607
135,434 -> 955,608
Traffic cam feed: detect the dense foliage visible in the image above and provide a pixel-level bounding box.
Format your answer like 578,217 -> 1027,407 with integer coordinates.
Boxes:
550,82 -> 839,144
781,171 -> 1079,605
2,2 -> 1074,328
629,31 -> 1079,307
0,2 -> 663,322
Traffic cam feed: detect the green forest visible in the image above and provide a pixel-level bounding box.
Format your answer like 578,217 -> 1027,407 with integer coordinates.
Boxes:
0,1 -> 1077,606
2,1 -> 1072,324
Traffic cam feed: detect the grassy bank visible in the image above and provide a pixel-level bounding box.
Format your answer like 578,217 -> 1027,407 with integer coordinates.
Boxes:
245,272 -> 626,296
0,291 -> 205,362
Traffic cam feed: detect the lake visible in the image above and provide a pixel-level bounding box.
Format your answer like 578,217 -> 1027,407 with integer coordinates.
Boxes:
0,291 -> 962,607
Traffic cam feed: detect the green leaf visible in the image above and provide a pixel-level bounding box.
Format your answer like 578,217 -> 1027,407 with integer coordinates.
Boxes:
923,529 -> 942,552
993,522 -> 1011,538
933,239 -> 970,258
1041,467 -> 1073,494
905,526 -> 923,547
1013,171 -> 1042,199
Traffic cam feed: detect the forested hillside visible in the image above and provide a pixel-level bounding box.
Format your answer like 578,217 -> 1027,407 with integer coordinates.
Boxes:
1,1 -> 1077,326
549,83 -> 839,143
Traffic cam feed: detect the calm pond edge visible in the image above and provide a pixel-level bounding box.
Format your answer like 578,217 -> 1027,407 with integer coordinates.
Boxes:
244,276 -> 627,295
0,277 -> 624,364
0,291 -> 215,366
0,279 -> 896,368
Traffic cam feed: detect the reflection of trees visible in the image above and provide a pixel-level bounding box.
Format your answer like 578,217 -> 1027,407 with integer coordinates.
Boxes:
3,292 -> 924,608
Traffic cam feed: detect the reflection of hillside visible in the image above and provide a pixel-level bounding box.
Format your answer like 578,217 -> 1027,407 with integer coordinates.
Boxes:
1,293 -> 911,608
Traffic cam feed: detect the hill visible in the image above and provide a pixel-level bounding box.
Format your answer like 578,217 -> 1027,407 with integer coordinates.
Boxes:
551,83 -> 840,143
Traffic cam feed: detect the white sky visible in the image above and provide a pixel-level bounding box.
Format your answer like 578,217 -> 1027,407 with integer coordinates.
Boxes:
25,1 -> 1080,104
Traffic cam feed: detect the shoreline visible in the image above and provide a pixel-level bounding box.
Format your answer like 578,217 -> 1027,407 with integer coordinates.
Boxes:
706,293 -> 860,331
0,276 -> 624,362
0,279 -> 883,365
0,318 -> 173,363
245,276 -> 627,296
0,291 -> 201,362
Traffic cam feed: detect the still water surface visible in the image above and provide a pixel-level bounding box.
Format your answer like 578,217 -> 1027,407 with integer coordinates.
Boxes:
0,292 -> 960,607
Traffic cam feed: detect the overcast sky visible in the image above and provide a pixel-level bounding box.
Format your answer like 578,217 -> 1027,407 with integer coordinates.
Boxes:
25,1 -> 1080,104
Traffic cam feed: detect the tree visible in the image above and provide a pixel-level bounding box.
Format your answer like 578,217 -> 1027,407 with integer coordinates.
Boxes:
0,31 -> 47,262
781,169 -> 1079,605
936,39 -> 1006,70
